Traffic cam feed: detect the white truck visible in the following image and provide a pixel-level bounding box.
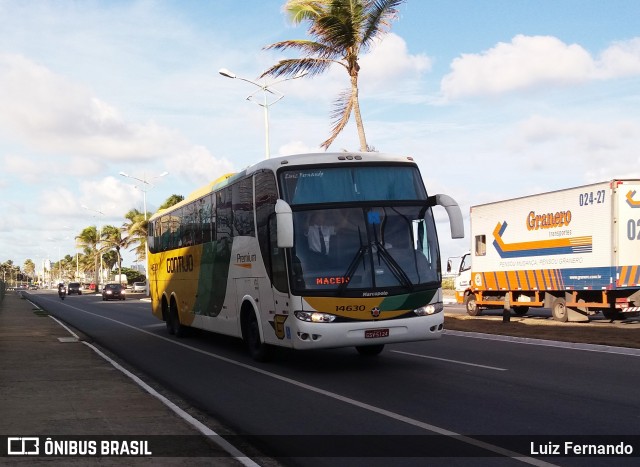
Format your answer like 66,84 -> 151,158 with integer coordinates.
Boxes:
451,180 -> 640,322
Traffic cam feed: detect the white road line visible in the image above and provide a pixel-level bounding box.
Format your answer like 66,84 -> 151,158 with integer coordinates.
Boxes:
45,309 -> 259,467
445,329 -> 640,357
390,349 -> 508,371
45,300 -> 556,466
83,341 -> 260,467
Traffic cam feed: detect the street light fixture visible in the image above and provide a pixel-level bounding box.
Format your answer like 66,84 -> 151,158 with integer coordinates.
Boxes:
119,171 -> 169,296
218,68 -> 307,159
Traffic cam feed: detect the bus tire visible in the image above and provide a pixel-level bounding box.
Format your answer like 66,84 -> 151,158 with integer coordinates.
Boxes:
464,293 -> 481,316
169,299 -> 188,337
243,309 -> 272,362
163,299 -> 174,335
551,297 -> 568,322
356,344 -> 384,356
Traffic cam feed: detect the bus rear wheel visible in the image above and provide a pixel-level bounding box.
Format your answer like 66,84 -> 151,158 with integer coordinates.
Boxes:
356,344 -> 385,356
243,310 -> 272,362
168,300 -> 188,337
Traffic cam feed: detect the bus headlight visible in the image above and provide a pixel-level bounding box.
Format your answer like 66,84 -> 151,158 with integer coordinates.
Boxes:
413,303 -> 443,316
294,311 -> 337,323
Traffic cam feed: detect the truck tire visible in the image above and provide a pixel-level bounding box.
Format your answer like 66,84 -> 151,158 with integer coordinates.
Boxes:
464,293 -> 481,316
513,306 -> 529,316
551,297 -> 568,322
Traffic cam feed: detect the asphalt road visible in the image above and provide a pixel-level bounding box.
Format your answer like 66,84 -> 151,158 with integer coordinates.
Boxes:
28,290 -> 640,467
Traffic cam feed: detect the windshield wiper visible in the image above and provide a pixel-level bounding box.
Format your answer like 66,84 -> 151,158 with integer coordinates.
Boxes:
374,241 -> 414,291
337,244 -> 368,295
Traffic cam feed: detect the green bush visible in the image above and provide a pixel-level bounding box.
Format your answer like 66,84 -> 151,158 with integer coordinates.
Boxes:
442,277 -> 455,290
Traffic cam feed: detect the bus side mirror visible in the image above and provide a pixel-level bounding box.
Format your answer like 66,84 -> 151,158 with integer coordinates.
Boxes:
275,199 -> 294,248
428,194 -> 465,239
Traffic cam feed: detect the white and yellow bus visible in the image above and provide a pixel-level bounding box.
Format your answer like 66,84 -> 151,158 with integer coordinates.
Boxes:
147,153 -> 463,360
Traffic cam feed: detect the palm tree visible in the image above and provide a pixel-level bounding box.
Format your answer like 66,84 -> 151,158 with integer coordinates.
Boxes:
76,226 -> 101,291
158,194 -> 184,211
261,0 -> 405,151
23,259 -> 35,282
122,209 -> 148,263
102,225 -> 126,284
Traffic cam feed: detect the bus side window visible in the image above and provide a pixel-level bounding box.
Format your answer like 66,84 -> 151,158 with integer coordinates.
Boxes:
216,187 -> 232,242
255,171 -> 287,292
232,178 -> 255,237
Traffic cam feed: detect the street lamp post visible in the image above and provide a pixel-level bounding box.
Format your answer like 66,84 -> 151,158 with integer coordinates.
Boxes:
119,171 -> 168,296
218,68 -> 307,159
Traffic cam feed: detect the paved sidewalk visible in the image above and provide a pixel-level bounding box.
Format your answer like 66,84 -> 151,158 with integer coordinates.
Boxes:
0,291 -> 249,466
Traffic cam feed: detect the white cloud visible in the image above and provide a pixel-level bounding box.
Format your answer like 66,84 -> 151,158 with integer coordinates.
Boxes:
440,35 -> 640,100
360,33 -> 432,91
595,38 -> 640,78
0,54 -> 209,165
165,145 -> 235,187
511,115 -> 640,181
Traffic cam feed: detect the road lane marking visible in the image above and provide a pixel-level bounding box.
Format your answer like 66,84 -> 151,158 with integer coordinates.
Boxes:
390,350 -> 508,371
40,298 -> 556,466
446,330 -> 640,357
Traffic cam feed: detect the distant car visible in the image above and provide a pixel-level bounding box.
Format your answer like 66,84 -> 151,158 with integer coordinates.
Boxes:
102,283 -> 125,301
67,282 -> 82,295
132,282 -> 146,293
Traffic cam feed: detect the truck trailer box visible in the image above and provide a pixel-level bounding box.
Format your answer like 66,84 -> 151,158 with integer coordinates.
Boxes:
461,179 -> 640,321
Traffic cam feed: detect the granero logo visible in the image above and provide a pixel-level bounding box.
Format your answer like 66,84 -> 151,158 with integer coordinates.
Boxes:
526,210 -> 572,231
166,255 -> 194,273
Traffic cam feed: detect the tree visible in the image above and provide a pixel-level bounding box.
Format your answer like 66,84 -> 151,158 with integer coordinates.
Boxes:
122,209 -> 149,263
158,194 -> 184,211
261,0 -> 405,151
23,259 -> 35,282
102,225 -> 126,283
76,226 -> 101,290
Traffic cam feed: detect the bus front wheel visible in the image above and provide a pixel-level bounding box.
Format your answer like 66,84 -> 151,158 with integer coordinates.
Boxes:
243,310 -> 272,362
356,344 -> 385,356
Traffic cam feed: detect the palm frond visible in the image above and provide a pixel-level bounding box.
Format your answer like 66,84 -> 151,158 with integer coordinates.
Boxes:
260,57 -> 338,79
361,0 -> 404,48
264,39 -> 337,59
285,0 -> 326,25
321,88 -> 354,149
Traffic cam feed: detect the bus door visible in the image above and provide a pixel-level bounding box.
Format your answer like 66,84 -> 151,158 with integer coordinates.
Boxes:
257,214 -> 292,346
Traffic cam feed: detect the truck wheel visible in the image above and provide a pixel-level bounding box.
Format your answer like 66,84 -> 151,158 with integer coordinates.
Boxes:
513,306 -> 529,316
464,293 -> 481,316
551,298 -> 568,322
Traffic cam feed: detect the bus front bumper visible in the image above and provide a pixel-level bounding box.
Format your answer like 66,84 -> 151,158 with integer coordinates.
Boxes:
290,313 -> 444,350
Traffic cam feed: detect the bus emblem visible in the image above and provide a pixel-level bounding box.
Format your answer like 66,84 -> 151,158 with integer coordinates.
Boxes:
371,307 -> 380,317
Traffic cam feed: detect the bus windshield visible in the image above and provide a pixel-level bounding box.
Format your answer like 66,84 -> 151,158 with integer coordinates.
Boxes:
289,206 -> 441,294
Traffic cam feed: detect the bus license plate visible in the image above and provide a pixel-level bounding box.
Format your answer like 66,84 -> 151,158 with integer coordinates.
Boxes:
365,328 -> 389,339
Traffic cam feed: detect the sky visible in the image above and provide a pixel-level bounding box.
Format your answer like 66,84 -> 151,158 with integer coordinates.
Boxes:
1,0 -> 639,275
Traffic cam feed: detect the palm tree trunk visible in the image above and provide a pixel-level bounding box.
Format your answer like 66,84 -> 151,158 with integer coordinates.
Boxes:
351,74 -> 368,152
